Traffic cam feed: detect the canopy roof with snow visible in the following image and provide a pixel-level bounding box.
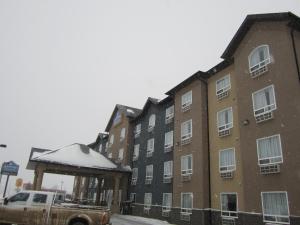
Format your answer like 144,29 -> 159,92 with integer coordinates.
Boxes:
27,143 -> 131,174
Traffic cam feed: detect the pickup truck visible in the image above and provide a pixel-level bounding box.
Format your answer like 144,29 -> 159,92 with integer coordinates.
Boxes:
0,190 -> 111,225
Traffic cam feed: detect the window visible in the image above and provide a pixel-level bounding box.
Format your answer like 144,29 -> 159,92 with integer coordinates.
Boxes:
216,75 -> 231,100
147,138 -> 154,157
108,153 -> 112,159
181,90 -> 192,111
148,114 -> 156,131
99,144 -> 102,153
105,142 -> 108,151
257,134 -> 283,172
181,119 -> 192,145
221,193 -> 238,218
219,148 -> 236,173
113,111 -> 122,126
181,154 -> 192,175
118,148 -> 124,161
252,85 -> 276,123
164,131 -> 173,150
134,123 -> 141,138
162,193 -> 172,211
248,45 -> 271,77
130,193 -> 136,202
181,193 -> 193,214
109,135 -> 114,146
217,107 -> 233,137
145,164 -> 153,184
133,144 -> 139,161
165,105 -> 174,123
131,168 -> 138,185
164,161 -> 173,182
144,193 -> 152,209
8,193 -> 30,202
120,128 -> 126,141
261,192 -> 289,224
33,194 -> 47,204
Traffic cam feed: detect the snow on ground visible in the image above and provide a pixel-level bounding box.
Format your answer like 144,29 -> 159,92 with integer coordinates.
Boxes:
111,214 -> 173,225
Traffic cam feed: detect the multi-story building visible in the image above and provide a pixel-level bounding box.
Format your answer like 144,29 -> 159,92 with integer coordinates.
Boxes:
71,12 -> 300,225
128,97 -> 174,221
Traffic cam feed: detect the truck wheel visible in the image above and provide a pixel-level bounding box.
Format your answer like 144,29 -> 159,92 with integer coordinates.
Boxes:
71,222 -> 87,225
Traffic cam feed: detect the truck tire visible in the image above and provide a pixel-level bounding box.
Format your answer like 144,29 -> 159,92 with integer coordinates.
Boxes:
71,222 -> 86,225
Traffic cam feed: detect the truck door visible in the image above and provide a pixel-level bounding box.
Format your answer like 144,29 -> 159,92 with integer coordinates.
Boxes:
26,193 -> 50,225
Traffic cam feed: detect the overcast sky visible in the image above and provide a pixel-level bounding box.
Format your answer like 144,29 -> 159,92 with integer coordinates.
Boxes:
0,0 -> 299,195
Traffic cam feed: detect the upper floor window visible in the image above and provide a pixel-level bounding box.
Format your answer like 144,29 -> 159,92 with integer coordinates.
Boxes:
181,192 -> 193,215
181,154 -> 193,176
105,142 -> 108,152
120,128 -> 126,141
133,144 -> 139,161
164,161 -> 173,180
148,114 -> 156,131
144,193 -> 152,210
257,134 -> 283,174
109,135 -> 114,146
134,123 -> 141,138
131,168 -> 138,185
181,90 -> 192,112
221,193 -> 238,218
165,105 -> 174,124
113,111 -> 122,126
162,193 -> 172,212
164,131 -> 173,149
181,119 -> 192,145
118,148 -> 124,161
217,107 -> 233,137
252,85 -> 276,123
147,138 -> 154,157
99,144 -> 102,153
219,148 -> 236,177
248,45 -> 271,77
108,152 -> 112,159
216,75 -> 231,100
261,192 -> 289,224
145,164 -> 153,184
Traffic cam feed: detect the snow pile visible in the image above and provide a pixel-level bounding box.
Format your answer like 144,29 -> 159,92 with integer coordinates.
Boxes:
32,144 -> 117,170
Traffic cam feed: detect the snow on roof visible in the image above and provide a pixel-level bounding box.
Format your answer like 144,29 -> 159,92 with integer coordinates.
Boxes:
31,143 -> 117,170
126,108 -> 135,114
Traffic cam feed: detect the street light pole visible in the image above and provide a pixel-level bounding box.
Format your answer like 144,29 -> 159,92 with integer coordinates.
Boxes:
0,144 -> 7,191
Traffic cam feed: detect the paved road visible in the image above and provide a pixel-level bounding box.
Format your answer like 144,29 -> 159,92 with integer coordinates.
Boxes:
110,214 -> 171,225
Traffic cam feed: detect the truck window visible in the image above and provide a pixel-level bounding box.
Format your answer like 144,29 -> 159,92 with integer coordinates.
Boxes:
33,194 -> 47,203
9,193 -> 30,202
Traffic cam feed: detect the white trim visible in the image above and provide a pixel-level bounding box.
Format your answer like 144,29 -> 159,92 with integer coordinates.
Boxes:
217,107 -> 233,132
216,74 -> 231,95
261,191 -> 290,224
248,44 -> 271,74
181,90 -> 193,110
252,84 -> 277,117
181,119 -> 193,141
256,134 -> 283,166
220,192 -> 238,218
181,154 -> 193,175
219,148 -> 236,172
181,192 -> 193,213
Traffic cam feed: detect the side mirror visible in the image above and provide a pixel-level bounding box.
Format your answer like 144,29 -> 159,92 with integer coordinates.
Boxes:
4,197 -> 8,205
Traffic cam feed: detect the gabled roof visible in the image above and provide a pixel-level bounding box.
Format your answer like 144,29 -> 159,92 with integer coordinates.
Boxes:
221,12 -> 300,59
27,143 -> 131,173
165,71 -> 208,95
88,132 -> 108,149
105,104 -> 141,132
130,97 -> 160,121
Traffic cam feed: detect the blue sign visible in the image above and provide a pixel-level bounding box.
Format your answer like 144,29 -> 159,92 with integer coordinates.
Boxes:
1,161 -> 19,176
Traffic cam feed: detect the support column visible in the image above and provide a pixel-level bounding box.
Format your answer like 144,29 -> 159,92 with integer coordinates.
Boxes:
95,177 -> 103,206
111,174 -> 121,213
33,166 -> 44,191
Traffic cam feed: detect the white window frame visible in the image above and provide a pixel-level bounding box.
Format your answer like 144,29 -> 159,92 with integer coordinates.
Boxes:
217,107 -> 233,132
131,168 -> 138,185
133,144 -> 140,161
99,144 -> 102,153
181,119 -> 192,141
248,45 -> 271,74
164,131 -> 174,148
181,192 -> 193,214
181,90 -> 192,110
118,148 -> 124,161
252,85 -> 277,117
165,105 -> 174,122
219,148 -> 236,173
148,114 -> 156,131
145,164 -> 153,181
144,193 -> 152,209
181,154 -> 193,176
109,134 -> 114,147
261,191 -> 290,224
164,161 -> 173,179
162,193 -> 172,211
257,134 -> 283,166
120,128 -> 126,141
147,138 -> 154,157
220,192 -> 238,218
216,74 -> 231,96
134,123 -> 141,137
108,152 -> 112,159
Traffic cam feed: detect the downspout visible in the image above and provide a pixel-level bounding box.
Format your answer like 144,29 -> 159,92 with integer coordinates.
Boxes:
290,27 -> 300,81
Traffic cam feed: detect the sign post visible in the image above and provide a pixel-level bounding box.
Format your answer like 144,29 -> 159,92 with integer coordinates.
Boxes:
1,161 -> 19,197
